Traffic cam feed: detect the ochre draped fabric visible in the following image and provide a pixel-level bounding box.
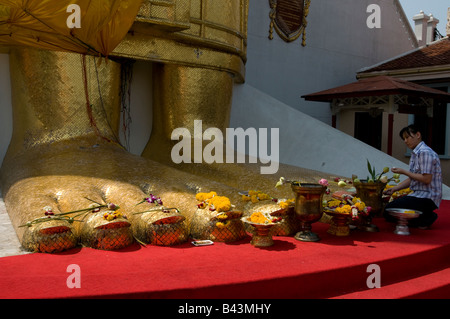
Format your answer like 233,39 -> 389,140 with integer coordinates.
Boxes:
0,0 -> 143,56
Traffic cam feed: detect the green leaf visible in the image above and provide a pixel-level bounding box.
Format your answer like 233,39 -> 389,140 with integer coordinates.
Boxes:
367,159 -> 374,178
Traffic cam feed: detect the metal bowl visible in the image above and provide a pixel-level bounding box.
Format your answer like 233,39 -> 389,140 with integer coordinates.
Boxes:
385,208 -> 422,235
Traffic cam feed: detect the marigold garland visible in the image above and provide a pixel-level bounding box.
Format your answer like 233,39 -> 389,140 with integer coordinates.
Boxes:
242,190 -> 271,203
325,195 -> 370,220
196,191 -> 231,213
247,212 -> 282,225
250,212 -> 270,224
335,205 -> 352,214
103,210 -> 123,221
384,185 -> 413,200
196,191 -> 217,202
278,199 -> 295,209
209,196 -> 231,212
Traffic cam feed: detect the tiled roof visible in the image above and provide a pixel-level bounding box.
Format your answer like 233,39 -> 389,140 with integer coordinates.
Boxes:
302,75 -> 450,102
359,37 -> 450,73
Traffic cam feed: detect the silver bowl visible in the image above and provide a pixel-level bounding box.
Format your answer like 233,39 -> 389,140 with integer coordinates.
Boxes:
386,208 -> 422,235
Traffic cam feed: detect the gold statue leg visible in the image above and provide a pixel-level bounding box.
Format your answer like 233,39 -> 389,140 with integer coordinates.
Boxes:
142,64 -> 233,170
0,48 -> 243,252
141,63 -> 329,194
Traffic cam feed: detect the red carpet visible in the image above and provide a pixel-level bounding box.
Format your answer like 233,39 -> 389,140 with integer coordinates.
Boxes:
1,201 -> 450,299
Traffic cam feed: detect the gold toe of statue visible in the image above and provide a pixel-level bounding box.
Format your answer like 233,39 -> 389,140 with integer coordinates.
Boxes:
22,221 -> 78,253
132,210 -> 189,246
80,212 -> 134,250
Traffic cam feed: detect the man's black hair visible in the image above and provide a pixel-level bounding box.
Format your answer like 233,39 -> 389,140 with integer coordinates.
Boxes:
399,124 -> 421,139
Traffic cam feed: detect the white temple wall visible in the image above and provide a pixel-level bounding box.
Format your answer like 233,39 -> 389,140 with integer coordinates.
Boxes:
229,83 -> 450,199
245,0 -> 417,124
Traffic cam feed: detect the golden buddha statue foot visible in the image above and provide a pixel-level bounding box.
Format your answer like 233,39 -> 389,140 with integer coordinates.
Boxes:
0,133 -> 244,253
0,47 -> 337,253
0,48 -> 228,252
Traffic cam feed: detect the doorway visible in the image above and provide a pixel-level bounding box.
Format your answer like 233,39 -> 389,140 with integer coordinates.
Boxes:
354,111 -> 382,150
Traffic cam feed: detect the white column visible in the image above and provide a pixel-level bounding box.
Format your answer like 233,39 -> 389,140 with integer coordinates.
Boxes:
413,11 -> 430,46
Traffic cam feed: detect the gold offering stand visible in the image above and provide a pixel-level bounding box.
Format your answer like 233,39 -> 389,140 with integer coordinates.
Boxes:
242,213 -> 282,247
243,199 -> 298,236
354,181 -> 385,232
291,183 -> 327,242
324,209 -> 351,236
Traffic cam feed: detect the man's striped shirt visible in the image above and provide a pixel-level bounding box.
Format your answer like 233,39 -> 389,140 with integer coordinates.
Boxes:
409,141 -> 442,207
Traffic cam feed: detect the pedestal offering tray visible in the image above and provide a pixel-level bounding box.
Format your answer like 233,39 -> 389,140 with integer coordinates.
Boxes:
243,198 -> 297,236
385,208 -> 422,235
323,209 -> 352,236
242,212 -> 282,247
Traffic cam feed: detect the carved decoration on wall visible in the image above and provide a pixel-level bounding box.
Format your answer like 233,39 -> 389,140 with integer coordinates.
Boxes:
268,0 -> 311,46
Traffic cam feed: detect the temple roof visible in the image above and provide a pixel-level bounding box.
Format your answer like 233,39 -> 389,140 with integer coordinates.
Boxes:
302,75 -> 450,102
358,37 -> 450,74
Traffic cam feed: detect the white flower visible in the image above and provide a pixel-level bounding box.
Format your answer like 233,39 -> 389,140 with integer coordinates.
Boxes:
275,177 -> 286,188
338,181 -> 347,187
380,175 -> 388,183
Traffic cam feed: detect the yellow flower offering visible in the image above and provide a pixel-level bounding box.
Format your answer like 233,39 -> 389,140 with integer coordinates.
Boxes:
278,201 -> 289,209
335,205 -> 352,214
384,185 -> 413,199
103,210 -> 123,221
209,196 -> 231,212
215,222 -> 228,229
196,191 -> 232,212
243,190 -> 271,203
279,199 -> 295,209
196,192 -> 217,202
249,212 -> 270,224
257,193 -> 271,201
327,200 -> 341,208
404,210 -> 415,214
354,202 -> 365,211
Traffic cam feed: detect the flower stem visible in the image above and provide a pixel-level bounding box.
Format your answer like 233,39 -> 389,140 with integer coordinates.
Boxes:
19,202 -> 108,228
133,207 -> 180,215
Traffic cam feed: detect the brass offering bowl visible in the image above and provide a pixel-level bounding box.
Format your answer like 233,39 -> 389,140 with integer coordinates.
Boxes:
291,183 -> 327,242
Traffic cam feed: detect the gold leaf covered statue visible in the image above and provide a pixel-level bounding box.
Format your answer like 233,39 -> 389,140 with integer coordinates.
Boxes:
0,0 -> 332,253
